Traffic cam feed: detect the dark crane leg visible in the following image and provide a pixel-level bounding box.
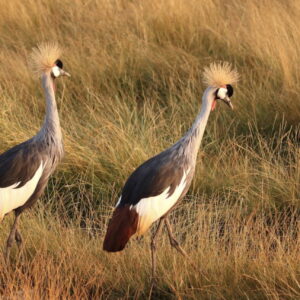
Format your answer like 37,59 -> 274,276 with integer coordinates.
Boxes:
150,217 -> 164,283
15,228 -> 23,248
164,217 -> 188,257
4,212 -> 21,263
164,217 -> 199,271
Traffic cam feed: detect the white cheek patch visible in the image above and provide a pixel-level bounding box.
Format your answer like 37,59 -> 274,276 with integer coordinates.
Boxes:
51,66 -> 60,77
217,87 -> 228,99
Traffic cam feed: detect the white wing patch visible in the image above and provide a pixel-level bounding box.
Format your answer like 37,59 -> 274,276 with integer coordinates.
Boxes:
133,169 -> 189,235
115,196 -> 122,208
0,162 -> 44,220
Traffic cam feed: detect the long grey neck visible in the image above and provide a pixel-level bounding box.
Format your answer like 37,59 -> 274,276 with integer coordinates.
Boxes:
35,73 -> 62,143
177,90 -> 213,163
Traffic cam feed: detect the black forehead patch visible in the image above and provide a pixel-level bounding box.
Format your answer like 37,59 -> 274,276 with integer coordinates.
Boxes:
55,59 -> 63,69
226,84 -> 234,97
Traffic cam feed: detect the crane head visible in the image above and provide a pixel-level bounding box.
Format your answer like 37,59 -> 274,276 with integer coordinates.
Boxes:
214,84 -> 234,109
29,43 -> 71,78
51,59 -> 71,78
202,62 -> 239,111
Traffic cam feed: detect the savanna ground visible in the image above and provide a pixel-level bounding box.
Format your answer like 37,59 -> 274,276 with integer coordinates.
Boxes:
0,0 -> 299,299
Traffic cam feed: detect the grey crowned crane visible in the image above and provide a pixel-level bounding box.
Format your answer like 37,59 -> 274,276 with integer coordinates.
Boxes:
103,62 -> 239,278
0,43 -> 70,261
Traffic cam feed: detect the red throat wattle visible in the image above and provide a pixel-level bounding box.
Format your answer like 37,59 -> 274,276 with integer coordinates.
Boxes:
211,100 -> 217,111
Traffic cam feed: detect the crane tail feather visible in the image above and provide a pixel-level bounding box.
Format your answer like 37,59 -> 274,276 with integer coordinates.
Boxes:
103,205 -> 138,252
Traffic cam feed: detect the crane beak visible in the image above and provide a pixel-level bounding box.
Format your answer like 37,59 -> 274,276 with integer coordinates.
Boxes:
222,96 -> 233,110
60,69 -> 71,77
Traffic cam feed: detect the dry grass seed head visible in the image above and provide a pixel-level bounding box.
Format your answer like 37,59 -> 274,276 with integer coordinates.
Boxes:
203,62 -> 239,87
28,42 -> 62,77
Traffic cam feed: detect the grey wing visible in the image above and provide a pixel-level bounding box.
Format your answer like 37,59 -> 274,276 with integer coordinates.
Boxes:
0,140 -> 43,188
119,150 -> 186,207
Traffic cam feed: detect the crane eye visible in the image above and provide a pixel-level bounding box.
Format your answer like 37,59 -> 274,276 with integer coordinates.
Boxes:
226,84 -> 234,97
55,59 -> 63,69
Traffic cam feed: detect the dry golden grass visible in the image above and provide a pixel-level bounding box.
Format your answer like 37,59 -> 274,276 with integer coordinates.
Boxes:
0,200 -> 299,299
0,0 -> 299,298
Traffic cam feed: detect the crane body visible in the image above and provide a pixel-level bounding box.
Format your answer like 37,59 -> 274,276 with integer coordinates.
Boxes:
103,62 -> 239,279
0,43 -> 70,261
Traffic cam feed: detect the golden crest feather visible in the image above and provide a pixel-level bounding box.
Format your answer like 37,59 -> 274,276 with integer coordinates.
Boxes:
29,42 -> 62,76
202,62 -> 239,87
